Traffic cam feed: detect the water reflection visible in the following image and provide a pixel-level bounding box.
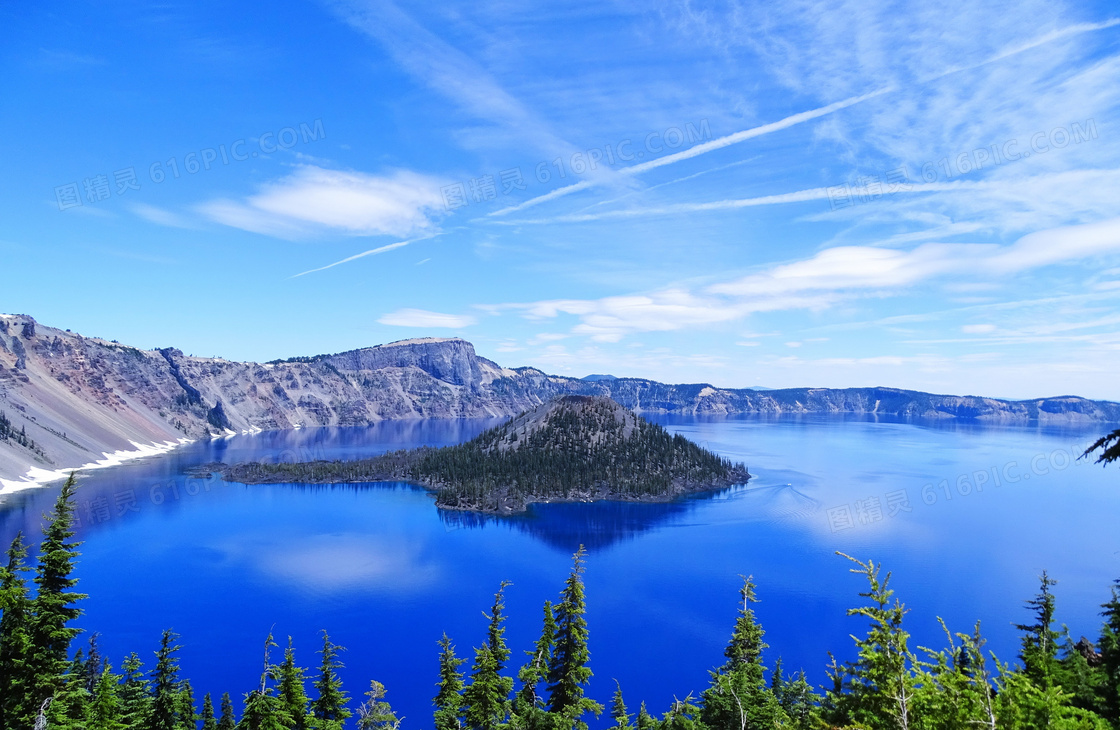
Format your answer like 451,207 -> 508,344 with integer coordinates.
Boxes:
0,414 -> 1116,730
438,496 -> 707,553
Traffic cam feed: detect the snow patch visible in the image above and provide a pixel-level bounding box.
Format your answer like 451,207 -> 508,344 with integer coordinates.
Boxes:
0,438 -> 194,498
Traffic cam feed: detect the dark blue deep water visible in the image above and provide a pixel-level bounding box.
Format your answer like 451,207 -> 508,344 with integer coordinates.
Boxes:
1,415 -> 1118,726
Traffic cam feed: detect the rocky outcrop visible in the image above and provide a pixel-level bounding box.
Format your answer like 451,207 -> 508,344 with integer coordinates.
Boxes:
1,312 -> 1118,483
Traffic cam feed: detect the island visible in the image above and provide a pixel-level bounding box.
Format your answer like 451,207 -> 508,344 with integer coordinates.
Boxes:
206,395 -> 750,513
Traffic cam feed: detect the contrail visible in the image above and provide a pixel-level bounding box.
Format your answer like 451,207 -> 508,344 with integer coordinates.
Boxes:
487,87 -> 893,217
290,233 -> 442,278
486,16 -> 1120,220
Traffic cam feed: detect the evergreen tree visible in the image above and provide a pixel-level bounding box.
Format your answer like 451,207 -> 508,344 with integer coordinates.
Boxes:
275,636 -> 312,730
0,532 -> 33,729
149,629 -> 185,730
238,631 -> 292,730
775,669 -> 819,730
910,620 -> 998,729
81,632 -> 105,693
634,702 -> 656,730
217,692 -> 237,730
356,679 -> 400,730
201,693 -> 218,730
547,547 -> 602,730
513,600 -> 555,723
434,633 -> 466,730
766,657 -> 819,729
26,473 -> 88,725
119,651 -> 152,728
1098,580 -> 1120,724
44,651 -> 92,730
1083,429 -> 1120,466
960,624 -> 1000,730
1055,628 -> 1103,715
88,663 -> 126,730
610,680 -> 631,730
699,575 -> 785,730
464,581 -> 515,730
659,694 -> 702,730
825,553 -> 915,730
311,631 -> 351,729
768,656 -> 783,698
1016,571 -> 1061,686
992,656 -> 1110,729
240,689 -> 291,730
510,601 -> 558,730
178,678 -> 199,730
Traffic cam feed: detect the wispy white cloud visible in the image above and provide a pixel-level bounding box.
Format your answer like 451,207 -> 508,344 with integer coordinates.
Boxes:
291,234 -> 441,278
198,165 -> 446,239
329,0 -> 576,157
496,217 -> 1120,340
488,89 -> 891,217
128,203 -> 194,229
495,168 -> 1120,230
923,17 -> 1120,84
378,308 -> 477,328
495,185 -> 837,224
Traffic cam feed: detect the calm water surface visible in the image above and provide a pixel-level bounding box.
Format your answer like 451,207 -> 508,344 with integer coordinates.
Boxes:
1,415 -> 1117,726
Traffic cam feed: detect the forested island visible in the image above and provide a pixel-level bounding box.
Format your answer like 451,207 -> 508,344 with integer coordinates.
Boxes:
209,396 -> 749,513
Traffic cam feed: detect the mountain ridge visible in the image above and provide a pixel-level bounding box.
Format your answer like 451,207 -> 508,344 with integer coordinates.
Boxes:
1,313 -> 1117,484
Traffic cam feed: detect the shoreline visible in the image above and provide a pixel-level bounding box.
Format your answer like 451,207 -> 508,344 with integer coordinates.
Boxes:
0,437 -> 195,499
210,463 -> 752,516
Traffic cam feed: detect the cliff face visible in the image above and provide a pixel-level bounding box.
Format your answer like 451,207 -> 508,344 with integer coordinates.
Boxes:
1,313 -> 1117,483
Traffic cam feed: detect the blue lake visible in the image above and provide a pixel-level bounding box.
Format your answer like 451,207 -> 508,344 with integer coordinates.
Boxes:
1,415 -> 1118,726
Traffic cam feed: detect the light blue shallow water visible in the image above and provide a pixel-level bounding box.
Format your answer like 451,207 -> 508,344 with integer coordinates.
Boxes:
1,415 -> 1117,726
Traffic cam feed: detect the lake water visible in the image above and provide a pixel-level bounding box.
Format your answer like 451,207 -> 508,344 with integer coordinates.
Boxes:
1,415 -> 1118,725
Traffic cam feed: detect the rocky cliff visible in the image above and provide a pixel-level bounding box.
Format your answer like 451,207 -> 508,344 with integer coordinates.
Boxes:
1,313 -> 1117,484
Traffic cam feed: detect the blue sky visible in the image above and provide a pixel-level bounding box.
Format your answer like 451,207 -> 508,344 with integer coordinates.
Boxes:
2,1 -> 1120,399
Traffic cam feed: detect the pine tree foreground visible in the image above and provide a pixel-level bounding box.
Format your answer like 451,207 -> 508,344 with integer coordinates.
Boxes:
2,478 -> 1120,729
